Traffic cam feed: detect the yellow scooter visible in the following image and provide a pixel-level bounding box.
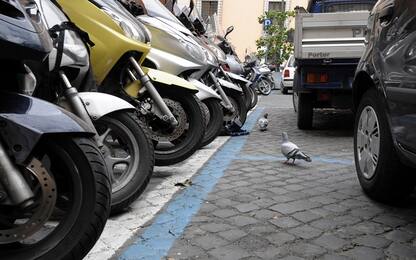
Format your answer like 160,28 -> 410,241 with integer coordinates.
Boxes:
57,0 -> 205,166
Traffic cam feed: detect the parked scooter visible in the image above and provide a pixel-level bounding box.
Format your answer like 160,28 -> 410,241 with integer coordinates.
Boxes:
116,0 -> 223,147
165,0 -> 250,128
0,0 -> 111,258
57,0 -> 205,166
35,0 -> 154,213
244,60 -> 274,96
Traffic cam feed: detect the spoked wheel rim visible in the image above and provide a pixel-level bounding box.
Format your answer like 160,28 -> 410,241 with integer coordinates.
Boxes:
356,105 -> 380,180
95,117 -> 140,194
258,79 -> 272,95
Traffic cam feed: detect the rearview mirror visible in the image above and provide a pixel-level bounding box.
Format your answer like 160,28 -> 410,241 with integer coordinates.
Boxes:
224,26 -> 234,38
189,0 -> 195,16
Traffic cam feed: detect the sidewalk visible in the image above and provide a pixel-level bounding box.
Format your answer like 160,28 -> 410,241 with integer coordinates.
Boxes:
117,93 -> 416,260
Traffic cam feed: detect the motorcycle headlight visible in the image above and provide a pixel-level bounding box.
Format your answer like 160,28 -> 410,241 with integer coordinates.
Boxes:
180,39 -> 206,63
102,7 -> 147,42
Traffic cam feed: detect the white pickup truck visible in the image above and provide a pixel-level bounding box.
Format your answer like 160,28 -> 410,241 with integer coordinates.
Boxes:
293,0 -> 376,129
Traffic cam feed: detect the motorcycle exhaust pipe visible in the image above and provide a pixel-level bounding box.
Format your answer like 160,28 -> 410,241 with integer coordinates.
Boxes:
0,142 -> 35,208
208,71 -> 235,113
129,57 -> 178,127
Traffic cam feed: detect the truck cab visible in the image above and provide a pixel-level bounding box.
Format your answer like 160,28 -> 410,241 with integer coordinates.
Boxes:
293,0 -> 377,129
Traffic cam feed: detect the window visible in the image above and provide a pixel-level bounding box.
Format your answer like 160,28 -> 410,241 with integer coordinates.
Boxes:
268,1 -> 286,12
324,3 -> 375,13
201,0 -> 218,20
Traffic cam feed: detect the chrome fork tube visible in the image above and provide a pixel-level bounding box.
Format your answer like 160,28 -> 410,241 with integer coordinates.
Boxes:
58,71 -> 100,144
0,142 -> 34,208
129,57 -> 178,126
208,71 -> 235,113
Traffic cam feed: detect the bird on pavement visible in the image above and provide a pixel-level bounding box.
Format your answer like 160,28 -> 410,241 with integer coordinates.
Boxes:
281,132 -> 312,164
258,113 -> 269,131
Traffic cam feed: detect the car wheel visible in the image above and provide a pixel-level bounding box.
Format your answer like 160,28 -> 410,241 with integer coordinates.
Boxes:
354,88 -> 415,202
297,93 -> 313,129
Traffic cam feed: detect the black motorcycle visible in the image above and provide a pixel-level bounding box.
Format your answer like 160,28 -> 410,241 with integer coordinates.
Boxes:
0,0 -> 111,259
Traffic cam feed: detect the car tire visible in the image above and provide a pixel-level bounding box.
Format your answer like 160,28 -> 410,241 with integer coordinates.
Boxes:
297,93 -> 313,129
354,88 -> 415,203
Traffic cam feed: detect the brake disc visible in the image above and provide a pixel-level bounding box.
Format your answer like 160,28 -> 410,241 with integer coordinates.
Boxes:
148,98 -> 188,142
0,158 -> 57,244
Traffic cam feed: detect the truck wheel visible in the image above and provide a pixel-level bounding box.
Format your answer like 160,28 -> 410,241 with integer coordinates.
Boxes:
281,86 -> 288,95
297,93 -> 313,129
293,92 -> 298,113
354,89 -> 415,203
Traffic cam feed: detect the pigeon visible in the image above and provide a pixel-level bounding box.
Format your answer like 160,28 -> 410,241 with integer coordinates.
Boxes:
258,113 -> 269,131
281,132 -> 312,164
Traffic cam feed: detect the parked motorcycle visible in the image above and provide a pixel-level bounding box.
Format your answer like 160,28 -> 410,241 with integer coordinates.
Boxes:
117,0 -> 223,147
0,0 -> 111,258
35,0 -> 154,213
244,59 -> 274,96
57,0 -> 206,166
166,0 -> 250,128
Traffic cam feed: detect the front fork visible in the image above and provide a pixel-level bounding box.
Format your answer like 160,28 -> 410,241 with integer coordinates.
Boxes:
127,57 -> 178,127
208,71 -> 235,113
0,142 -> 35,209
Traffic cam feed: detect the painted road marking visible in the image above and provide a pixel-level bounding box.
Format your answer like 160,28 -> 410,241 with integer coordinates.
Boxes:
239,155 -> 353,166
119,108 -> 265,260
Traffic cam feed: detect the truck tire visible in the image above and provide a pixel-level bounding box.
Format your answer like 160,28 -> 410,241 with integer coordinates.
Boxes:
354,89 -> 415,203
297,93 -> 313,129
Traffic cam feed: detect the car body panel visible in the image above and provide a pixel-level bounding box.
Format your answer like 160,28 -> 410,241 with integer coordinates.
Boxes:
354,0 -> 416,163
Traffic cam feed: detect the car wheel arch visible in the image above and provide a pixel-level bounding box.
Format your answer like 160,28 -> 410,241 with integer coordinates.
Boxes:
353,71 -> 377,112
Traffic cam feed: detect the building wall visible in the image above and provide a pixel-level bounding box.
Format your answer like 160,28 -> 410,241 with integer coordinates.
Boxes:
220,0 -> 264,59
196,0 -> 309,59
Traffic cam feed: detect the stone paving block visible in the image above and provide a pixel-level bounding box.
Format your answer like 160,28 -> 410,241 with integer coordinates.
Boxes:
191,234 -> 229,250
208,245 -> 252,260
353,235 -> 391,248
269,216 -> 302,229
218,229 -> 247,241
234,203 -> 260,213
199,223 -> 234,233
372,215 -> 408,228
266,232 -> 296,246
288,225 -> 323,239
234,235 -> 271,251
270,200 -> 321,214
384,230 -> 414,243
229,215 -> 259,227
290,242 -> 326,257
385,242 -> 416,259
292,211 -> 322,223
313,234 -> 349,250
253,245 -> 289,259
341,246 -> 384,260
212,209 -> 239,218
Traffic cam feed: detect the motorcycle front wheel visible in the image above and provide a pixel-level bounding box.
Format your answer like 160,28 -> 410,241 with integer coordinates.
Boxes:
0,137 -> 111,260
200,98 -> 224,147
94,111 -> 154,214
223,89 -> 248,127
140,89 -> 205,166
257,78 -> 272,95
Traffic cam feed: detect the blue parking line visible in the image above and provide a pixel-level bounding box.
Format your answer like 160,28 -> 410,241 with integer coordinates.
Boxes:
119,108 -> 265,260
239,155 -> 353,166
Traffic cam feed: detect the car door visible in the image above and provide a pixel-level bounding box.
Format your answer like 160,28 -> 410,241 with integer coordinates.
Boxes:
373,0 -> 416,153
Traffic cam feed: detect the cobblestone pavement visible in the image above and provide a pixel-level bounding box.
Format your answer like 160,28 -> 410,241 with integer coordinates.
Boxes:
159,92 -> 416,260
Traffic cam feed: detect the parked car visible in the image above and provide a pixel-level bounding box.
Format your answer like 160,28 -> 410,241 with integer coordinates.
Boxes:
281,55 -> 295,94
353,0 -> 416,202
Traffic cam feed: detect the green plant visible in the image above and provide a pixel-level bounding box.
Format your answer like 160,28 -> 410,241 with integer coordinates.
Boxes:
256,10 -> 295,65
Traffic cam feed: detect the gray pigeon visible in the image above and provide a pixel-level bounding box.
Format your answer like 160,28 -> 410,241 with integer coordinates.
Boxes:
258,113 -> 269,131
281,132 -> 312,164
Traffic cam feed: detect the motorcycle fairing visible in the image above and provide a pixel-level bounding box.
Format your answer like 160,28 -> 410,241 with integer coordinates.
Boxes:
189,79 -> 221,101
0,93 -> 94,164
217,78 -> 243,92
124,67 -> 198,97
225,71 -> 251,84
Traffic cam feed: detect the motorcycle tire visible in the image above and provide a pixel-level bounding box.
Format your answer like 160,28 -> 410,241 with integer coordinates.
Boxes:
240,83 -> 253,111
142,89 -> 205,166
248,85 -> 258,110
0,137 -> 111,260
94,111 -> 154,214
223,89 -> 248,127
200,98 -> 224,148
257,78 -> 272,95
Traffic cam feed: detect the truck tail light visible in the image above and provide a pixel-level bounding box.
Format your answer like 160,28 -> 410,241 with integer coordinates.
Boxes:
306,72 -> 329,83
283,69 -> 290,78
